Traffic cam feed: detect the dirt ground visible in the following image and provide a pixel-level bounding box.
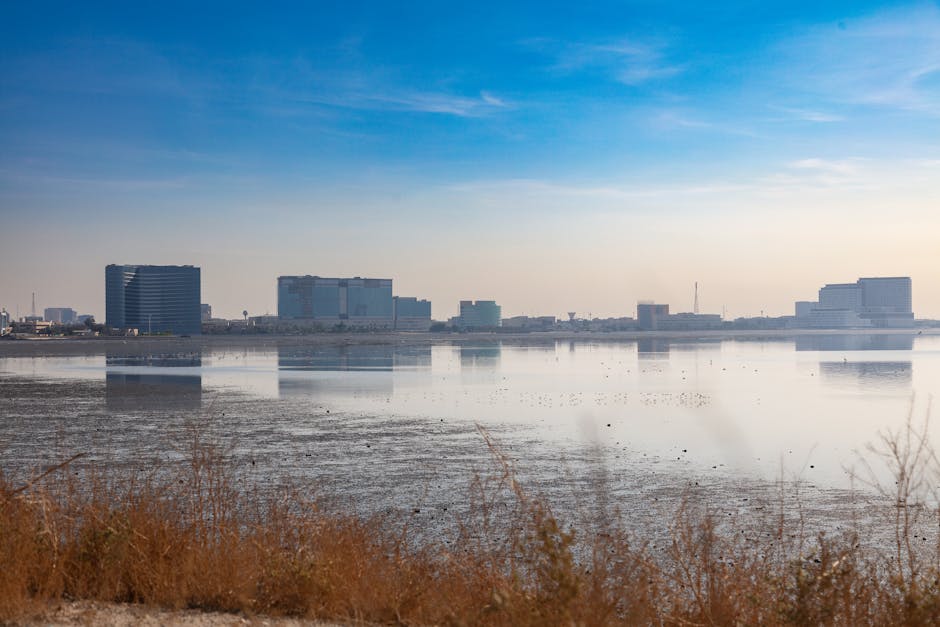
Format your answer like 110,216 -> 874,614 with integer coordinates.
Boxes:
15,601 -> 346,626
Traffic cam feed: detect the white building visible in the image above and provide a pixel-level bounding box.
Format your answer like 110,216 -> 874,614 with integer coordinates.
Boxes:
795,276 -> 913,329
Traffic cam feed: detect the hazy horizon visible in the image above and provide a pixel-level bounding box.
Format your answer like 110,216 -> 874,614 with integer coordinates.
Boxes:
2,2 -> 939,321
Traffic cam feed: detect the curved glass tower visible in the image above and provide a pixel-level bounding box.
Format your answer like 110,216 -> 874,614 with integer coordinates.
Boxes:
106,265 -> 201,335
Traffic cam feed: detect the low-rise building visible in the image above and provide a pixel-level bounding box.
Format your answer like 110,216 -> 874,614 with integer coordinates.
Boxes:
12,319 -> 53,334
656,313 -> 724,331
501,315 -> 556,331
393,296 -> 432,331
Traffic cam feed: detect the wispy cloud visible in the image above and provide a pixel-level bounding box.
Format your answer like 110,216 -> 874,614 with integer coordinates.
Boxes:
650,109 -> 762,138
788,158 -> 861,176
774,106 -> 845,123
244,49 -> 512,119
303,88 -> 510,117
777,4 -> 940,114
529,36 -> 682,86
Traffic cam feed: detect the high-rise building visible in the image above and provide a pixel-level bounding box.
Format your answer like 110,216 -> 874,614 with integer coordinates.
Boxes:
44,307 -> 77,324
457,300 -> 501,329
0,309 -> 10,330
106,265 -> 201,335
201,303 -> 212,321
278,276 -> 394,326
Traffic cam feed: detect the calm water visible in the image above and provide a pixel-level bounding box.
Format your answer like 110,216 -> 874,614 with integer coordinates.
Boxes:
1,333 -> 938,529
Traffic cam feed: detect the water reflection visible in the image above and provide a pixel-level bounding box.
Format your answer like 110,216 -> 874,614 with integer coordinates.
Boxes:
105,352 -> 202,411
637,338 -> 670,359
276,345 -> 432,397
459,343 -> 501,369
819,361 -> 913,387
795,334 -> 914,352
278,345 -> 395,371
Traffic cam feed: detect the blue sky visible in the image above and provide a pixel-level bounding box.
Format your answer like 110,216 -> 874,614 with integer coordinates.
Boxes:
2,1 -> 939,319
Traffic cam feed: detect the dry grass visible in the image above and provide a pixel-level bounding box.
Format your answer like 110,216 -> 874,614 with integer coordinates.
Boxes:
4,415 -> 940,626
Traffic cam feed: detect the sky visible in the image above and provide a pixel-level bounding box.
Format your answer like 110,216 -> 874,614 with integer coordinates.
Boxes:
1,1 -> 939,320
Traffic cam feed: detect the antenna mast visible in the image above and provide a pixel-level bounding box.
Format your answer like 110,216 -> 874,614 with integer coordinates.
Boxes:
693,282 -> 699,314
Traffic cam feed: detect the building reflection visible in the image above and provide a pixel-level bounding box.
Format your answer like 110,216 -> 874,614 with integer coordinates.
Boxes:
105,352 -> 202,411
459,342 -> 502,369
276,344 -> 431,397
277,345 -> 431,371
818,361 -> 913,387
637,338 -> 670,359
795,334 -> 914,352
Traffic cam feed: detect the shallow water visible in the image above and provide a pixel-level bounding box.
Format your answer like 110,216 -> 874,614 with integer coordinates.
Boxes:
1,333 -> 937,538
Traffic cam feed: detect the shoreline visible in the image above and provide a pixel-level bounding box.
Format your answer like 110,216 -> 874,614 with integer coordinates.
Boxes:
1,327 -> 937,357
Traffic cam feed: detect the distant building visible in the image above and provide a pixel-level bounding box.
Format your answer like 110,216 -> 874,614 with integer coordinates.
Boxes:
277,276 -> 394,327
457,300 -> 501,329
857,277 -> 913,328
0,308 -> 10,332
44,307 -> 77,324
637,302 -> 669,330
583,317 -> 637,332
106,264 -> 201,335
501,315 -> 556,331
393,296 -> 432,331
794,301 -> 816,319
77,314 -> 94,324
201,303 -> 212,322
795,276 -> 912,329
731,315 -> 794,330
11,319 -> 53,334
656,312 -> 724,331
248,314 -> 279,327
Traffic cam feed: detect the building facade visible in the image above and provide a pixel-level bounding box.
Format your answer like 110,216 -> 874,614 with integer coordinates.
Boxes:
501,315 -> 557,331
818,283 -> 862,311
277,276 -> 394,327
106,265 -> 201,335
457,300 -> 501,329
656,312 -> 724,331
44,307 -> 77,324
857,277 -> 914,327
637,302 -> 669,330
393,296 -> 432,331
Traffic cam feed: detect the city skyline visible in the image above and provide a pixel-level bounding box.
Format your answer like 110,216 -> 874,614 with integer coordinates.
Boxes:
1,267 -> 922,326
2,2 -> 939,319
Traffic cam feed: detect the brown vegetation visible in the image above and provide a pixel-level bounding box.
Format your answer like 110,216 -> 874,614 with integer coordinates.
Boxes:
3,416 -> 940,626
